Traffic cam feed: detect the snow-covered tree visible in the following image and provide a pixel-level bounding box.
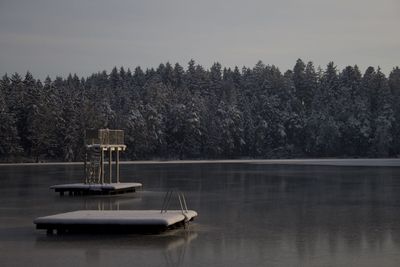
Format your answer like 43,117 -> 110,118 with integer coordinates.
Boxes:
0,60 -> 398,161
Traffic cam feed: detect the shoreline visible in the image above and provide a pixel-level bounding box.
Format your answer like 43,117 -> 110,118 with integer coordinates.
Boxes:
1,158 -> 400,167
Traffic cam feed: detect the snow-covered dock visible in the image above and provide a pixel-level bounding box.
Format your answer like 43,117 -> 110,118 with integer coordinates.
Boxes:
34,210 -> 198,234
50,182 -> 142,196
51,129 -> 143,196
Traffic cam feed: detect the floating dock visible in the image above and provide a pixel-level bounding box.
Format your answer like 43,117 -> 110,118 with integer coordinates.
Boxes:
50,182 -> 142,196
34,210 -> 198,234
51,129 -> 143,196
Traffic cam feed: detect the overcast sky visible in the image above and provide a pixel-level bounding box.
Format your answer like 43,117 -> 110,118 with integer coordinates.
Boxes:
0,0 -> 399,79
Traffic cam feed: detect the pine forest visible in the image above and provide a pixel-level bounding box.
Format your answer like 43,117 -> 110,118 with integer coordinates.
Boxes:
1,59 -> 400,162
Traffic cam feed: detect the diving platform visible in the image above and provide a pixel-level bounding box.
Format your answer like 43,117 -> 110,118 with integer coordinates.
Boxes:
34,210 -> 198,234
51,129 -> 141,196
50,182 -> 142,196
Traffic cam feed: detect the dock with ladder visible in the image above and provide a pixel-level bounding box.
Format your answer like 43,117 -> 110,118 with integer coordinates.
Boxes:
34,190 -> 197,234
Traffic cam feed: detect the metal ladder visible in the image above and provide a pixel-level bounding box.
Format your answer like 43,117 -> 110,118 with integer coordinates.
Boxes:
160,190 -> 189,215
84,147 -> 102,184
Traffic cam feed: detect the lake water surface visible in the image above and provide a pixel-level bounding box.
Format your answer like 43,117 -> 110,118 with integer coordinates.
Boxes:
1,162 -> 400,266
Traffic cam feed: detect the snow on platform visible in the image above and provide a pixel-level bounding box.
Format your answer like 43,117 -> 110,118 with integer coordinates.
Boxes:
50,183 -> 142,195
34,210 -> 198,234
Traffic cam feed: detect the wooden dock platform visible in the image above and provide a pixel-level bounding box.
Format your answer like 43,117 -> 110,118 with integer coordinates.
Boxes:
50,183 -> 142,196
34,210 -> 198,234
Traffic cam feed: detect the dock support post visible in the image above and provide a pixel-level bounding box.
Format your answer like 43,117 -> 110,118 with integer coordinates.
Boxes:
101,148 -> 104,184
109,148 -> 112,184
84,150 -> 87,184
116,149 -> 120,183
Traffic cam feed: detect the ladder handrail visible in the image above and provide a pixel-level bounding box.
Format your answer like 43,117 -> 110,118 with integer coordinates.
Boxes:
181,192 -> 188,212
161,190 -> 173,212
161,189 -> 189,214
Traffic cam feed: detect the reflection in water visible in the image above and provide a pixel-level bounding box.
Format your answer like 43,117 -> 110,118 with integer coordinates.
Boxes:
211,166 -> 397,258
34,230 -> 198,267
163,230 -> 198,267
80,194 -> 142,210
1,163 -> 400,266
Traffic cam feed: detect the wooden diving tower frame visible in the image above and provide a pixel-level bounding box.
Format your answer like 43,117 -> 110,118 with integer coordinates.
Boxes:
84,129 -> 126,185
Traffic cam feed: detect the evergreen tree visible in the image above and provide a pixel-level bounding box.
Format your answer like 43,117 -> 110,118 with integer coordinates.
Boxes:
0,75 -> 21,159
389,67 -> 400,156
307,62 -> 340,156
365,68 -> 394,156
336,66 -> 369,156
293,59 -> 307,109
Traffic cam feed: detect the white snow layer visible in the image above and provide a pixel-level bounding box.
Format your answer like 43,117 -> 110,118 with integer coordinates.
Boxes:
50,183 -> 142,190
34,210 -> 197,226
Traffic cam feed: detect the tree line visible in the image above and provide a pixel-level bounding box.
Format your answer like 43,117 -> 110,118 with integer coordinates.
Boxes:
0,59 -> 399,162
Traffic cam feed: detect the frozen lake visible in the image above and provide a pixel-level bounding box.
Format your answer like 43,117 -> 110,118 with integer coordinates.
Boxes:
1,160 -> 400,266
